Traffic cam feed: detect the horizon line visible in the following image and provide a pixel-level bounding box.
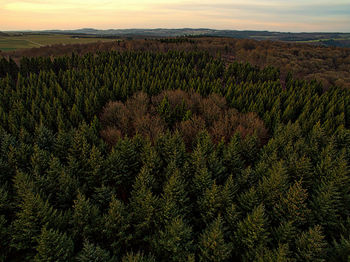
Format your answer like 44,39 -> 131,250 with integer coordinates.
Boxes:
1,27 -> 350,34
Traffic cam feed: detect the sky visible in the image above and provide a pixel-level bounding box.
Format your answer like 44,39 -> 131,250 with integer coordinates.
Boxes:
1,0 -> 349,32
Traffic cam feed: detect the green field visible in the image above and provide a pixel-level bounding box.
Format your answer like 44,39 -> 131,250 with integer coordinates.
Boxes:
0,34 -> 116,51
297,37 -> 350,43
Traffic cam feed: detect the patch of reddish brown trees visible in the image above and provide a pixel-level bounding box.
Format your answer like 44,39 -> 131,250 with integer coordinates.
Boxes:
100,90 -> 268,148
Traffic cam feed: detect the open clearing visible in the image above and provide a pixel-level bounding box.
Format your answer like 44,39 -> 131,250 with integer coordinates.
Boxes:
0,34 -> 116,51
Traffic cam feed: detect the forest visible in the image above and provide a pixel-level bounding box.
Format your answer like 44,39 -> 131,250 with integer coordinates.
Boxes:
2,37 -> 350,89
0,50 -> 350,261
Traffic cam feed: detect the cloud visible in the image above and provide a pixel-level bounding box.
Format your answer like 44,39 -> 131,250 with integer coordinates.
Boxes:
151,1 -> 350,31
0,0 -> 349,32
155,1 -> 350,17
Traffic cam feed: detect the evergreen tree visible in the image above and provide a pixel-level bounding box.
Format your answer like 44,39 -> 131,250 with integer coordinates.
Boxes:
11,171 -> 64,258
331,236 -> 350,262
71,192 -> 101,242
122,252 -> 156,262
0,214 -> 10,262
129,170 -> 159,249
153,216 -> 194,262
76,241 -> 112,262
103,196 -> 130,255
161,168 -> 189,223
198,215 -> 231,262
34,227 -> 74,262
310,181 -> 342,236
234,205 -> 269,261
295,225 -> 328,262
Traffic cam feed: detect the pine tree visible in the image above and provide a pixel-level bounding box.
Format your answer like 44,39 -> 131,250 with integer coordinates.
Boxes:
122,252 -> 156,262
153,216 -> 194,262
237,186 -> 260,214
129,170 -> 159,249
56,166 -> 79,209
273,180 -> 310,227
34,227 -> 74,262
272,221 -> 297,247
69,103 -> 84,127
223,133 -> 244,177
71,192 -> 101,242
86,145 -> 105,191
191,166 -> 213,198
54,129 -> 73,162
161,168 -> 189,223
331,236 -> 350,262
11,177 -> 59,259
198,215 -> 231,262
310,181 -> 342,237
76,240 -> 112,262
198,182 -> 224,226
234,205 -> 269,261
224,203 -> 240,240
105,137 -> 143,190
257,161 -> 289,216
257,244 -> 292,262
103,196 -> 130,255
295,225 -> 327,262
34,124 -> 55,152
0,214 -> 10,262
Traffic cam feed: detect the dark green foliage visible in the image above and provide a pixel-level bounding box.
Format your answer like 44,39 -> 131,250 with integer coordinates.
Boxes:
234,205 -> 269,261
129,170 -> 160,249
0,214 -> 10,262
153,216 -> 194,261
71,192 -> 101,242
198,215 -> 231,262
121,252 -> 156,262
34,227 -> 74,262
331,236 -> 350,262
295,226 -> 328,262
1,50 -> 350,261
105,136 -> 143,192
76,241 -> 112,262
103,196 -> 130,255
11,172 -> 64,259
161,168 -> 190,223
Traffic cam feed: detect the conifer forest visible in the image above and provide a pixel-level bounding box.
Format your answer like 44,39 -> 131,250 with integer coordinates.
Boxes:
1,50 -> 350,261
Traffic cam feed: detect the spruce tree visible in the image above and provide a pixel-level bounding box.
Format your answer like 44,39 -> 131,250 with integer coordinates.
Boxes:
234,205 -> 269,261
34,227 -> 74,262
153,216 -> 194,262
198,215 -> 231,262
76,241 -> 112,262
161,168 -> 189,223
295,225 -> 327,262
103,196 -> 130,255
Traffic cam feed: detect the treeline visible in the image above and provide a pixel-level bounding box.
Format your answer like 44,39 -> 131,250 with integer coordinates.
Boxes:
2,37 -> 350,89
0,51 -> 350,261
158,38 -> 196,44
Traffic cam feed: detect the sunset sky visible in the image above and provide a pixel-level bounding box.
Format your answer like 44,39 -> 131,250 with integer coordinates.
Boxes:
1,0 -> 349,32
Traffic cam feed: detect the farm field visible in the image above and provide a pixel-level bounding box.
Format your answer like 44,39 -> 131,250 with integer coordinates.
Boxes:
0,34 -> 116,51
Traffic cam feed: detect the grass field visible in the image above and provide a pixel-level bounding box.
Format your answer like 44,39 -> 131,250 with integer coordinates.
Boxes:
0,34 -> 116,51
297,37 -> 350,43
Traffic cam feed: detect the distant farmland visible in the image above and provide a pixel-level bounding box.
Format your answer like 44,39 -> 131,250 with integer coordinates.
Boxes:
0,34 -> 116,51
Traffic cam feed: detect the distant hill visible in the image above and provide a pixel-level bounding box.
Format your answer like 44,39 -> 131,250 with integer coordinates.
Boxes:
35,28 -> 350,47
0,31 -> 9,36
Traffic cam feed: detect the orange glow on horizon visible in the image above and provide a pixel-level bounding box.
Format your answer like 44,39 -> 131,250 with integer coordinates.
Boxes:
1,0 -> 349,32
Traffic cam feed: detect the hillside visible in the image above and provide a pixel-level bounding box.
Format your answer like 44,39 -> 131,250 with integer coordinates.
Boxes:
2,37 -> 350,88
23,28 -> 350,48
